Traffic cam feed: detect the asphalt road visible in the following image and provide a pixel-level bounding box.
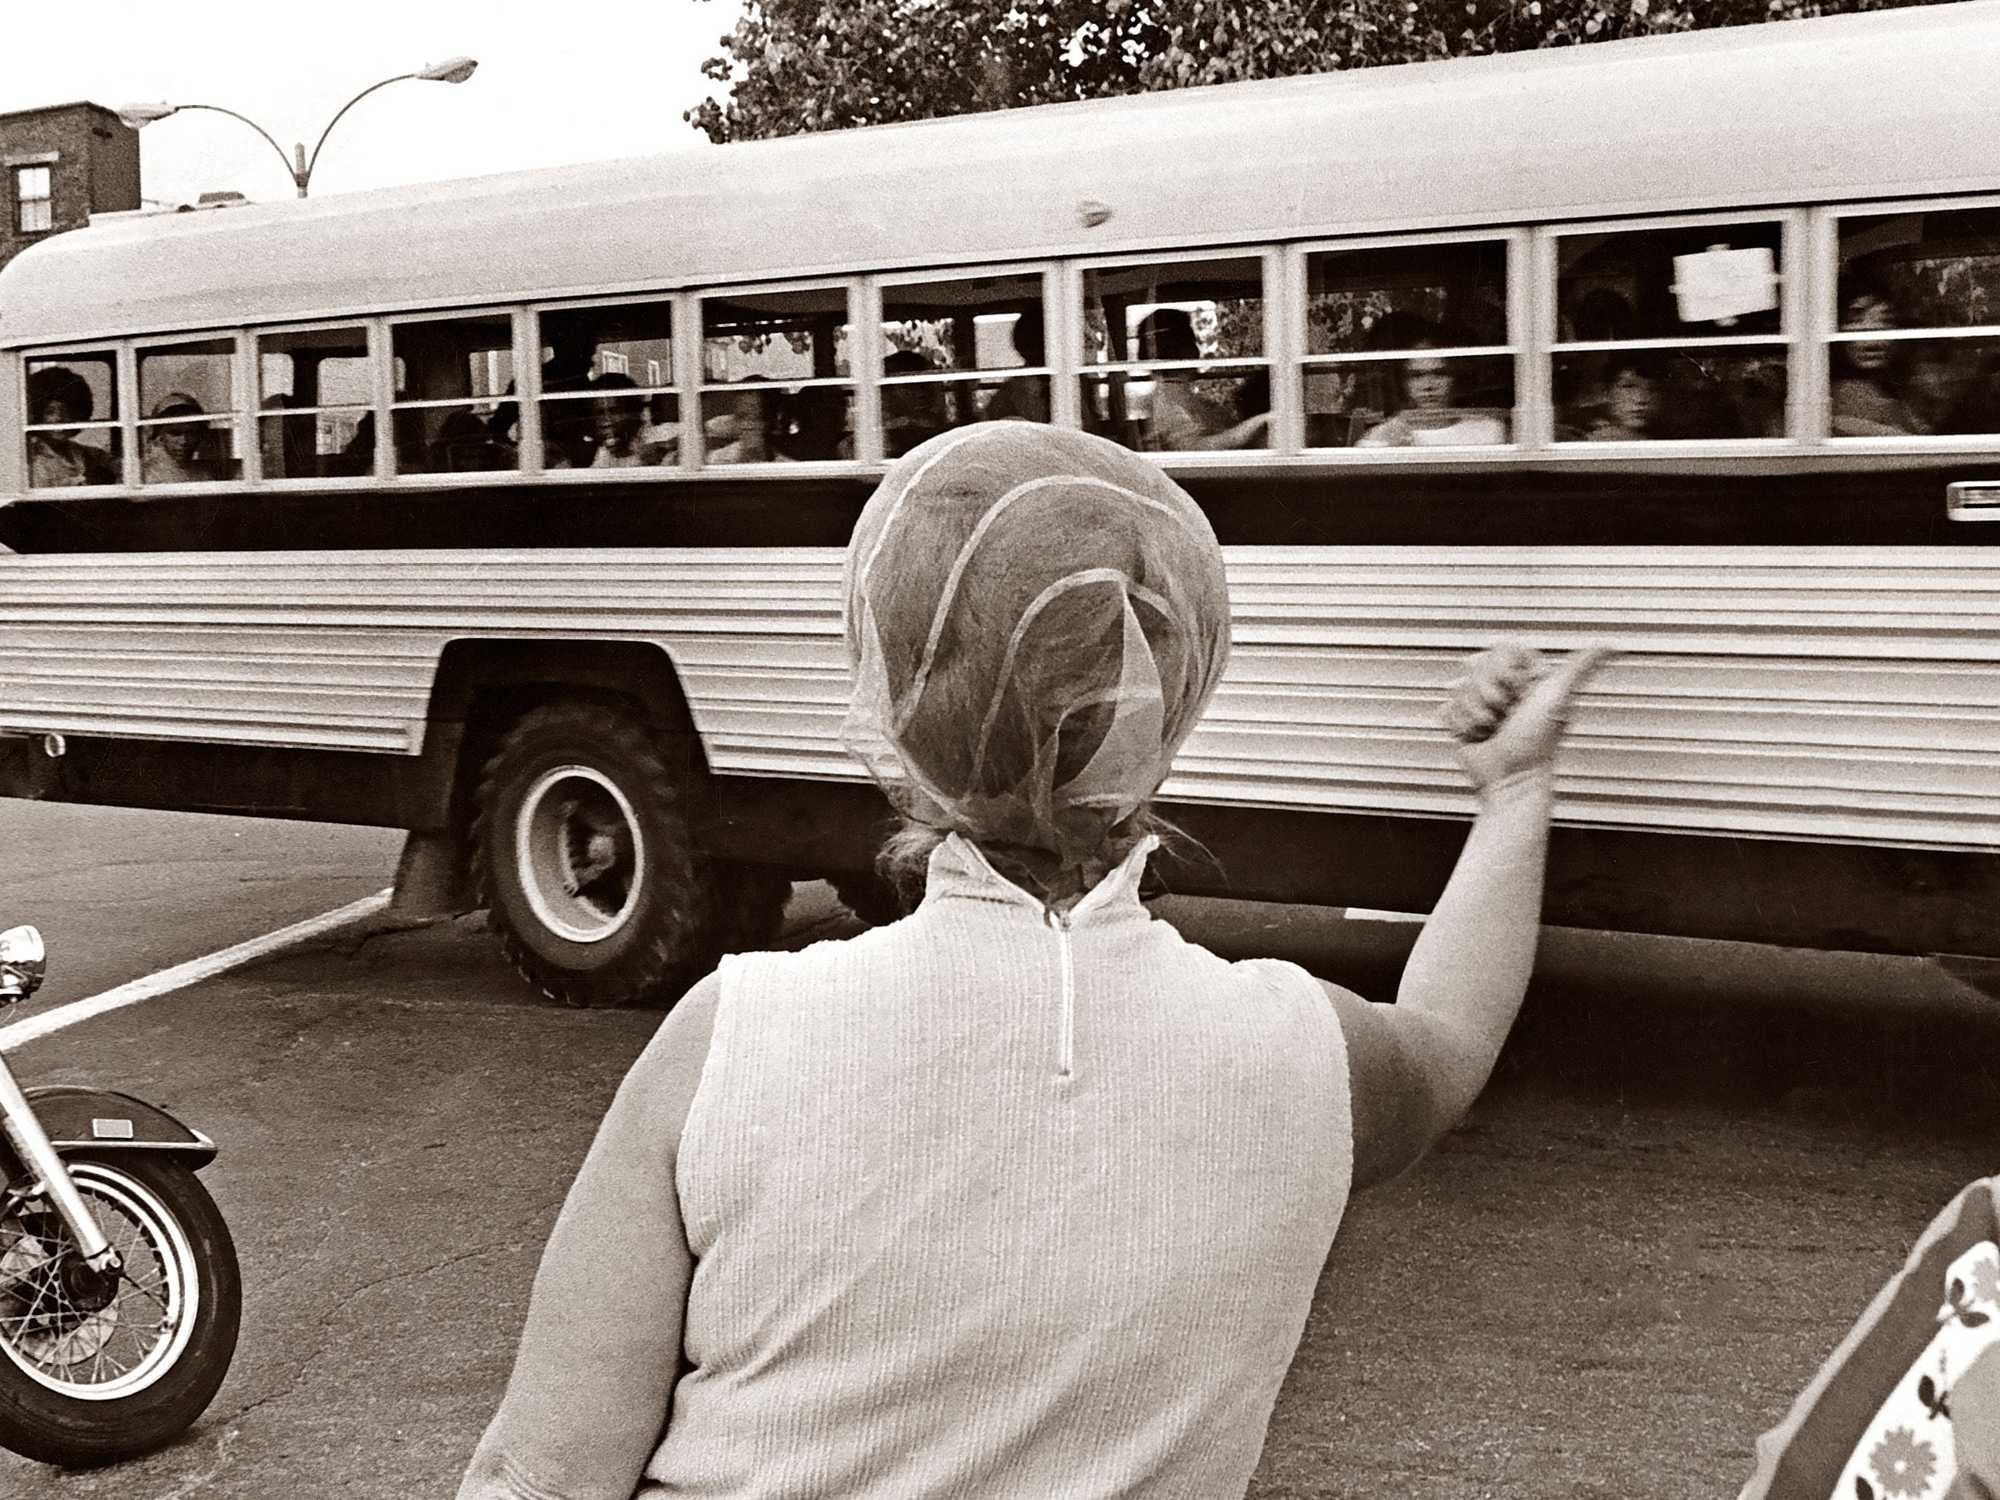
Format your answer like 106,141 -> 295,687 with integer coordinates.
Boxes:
0,807 -> 1992,1498
0,800 -> 401,1007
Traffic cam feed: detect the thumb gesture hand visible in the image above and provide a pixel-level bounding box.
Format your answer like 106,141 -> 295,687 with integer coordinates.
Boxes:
1442,643 -> 1614,793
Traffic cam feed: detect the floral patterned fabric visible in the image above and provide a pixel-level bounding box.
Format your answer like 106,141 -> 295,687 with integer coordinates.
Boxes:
1739,1179 -> 2000,1500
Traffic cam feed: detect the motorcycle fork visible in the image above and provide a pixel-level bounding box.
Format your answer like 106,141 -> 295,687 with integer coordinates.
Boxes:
0,1052 -> 117,1271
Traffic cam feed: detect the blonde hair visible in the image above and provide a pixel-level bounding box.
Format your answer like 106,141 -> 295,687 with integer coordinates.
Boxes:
842,423 -> 1232,906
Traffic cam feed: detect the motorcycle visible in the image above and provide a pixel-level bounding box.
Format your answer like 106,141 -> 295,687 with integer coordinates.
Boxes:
0,924 -> 240,1467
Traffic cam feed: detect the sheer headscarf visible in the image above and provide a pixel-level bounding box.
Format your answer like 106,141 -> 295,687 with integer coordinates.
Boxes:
843,422 -> 1230,872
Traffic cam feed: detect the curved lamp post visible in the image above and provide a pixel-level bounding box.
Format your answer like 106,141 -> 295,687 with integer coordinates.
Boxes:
118,57 -> 478,198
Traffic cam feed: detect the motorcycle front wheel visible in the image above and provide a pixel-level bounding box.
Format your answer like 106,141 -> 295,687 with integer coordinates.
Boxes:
0,1154 -> 240,1467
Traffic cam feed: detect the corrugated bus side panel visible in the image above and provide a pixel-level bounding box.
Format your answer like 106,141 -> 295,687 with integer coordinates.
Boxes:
0,545 -> 1993,851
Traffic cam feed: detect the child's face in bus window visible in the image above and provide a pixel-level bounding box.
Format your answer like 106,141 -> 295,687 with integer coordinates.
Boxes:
1404,356 -> 1453,412
1607,369 -> 1656,432
34,396 -> 82,434
595,398 -> 644,450
1842,294 -> 1895,373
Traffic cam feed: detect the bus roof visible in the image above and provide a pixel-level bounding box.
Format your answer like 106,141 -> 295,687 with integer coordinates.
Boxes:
5,3 -> 1997,348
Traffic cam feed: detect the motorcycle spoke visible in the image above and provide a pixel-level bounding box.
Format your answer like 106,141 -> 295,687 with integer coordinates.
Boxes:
0,1187 -> 174,1381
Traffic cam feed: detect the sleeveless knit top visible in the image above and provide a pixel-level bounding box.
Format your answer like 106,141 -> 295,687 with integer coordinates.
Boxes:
642,835 -> 1353,1498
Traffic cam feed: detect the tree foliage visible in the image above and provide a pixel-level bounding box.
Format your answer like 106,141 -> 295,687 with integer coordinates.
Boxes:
684,0 -> 1937,144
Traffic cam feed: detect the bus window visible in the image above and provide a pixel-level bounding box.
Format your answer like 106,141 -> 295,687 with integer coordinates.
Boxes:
1833,207 -> 2000,437
389,314 -> 518,475
258,326 -> 372,479
137,338 -> 240,485
1081,257 -> 1267,453
23,352 -> 119,489
879,272 -> 1048,456
1553,221 -> 1786,441
538,302 -> 677,471
1302,240 -> 1511,449
700,287 -> 852,464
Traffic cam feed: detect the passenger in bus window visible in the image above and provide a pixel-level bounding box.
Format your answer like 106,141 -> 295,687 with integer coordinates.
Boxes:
1356,340 -> 1508,448
703,380 -> 772,464
772,385 -> 851,461
985,308 -> 1050,424
330,412 -> 377,477
882,350 -> 949,458
587,373 -> 668,468
1581,358 -> 1658,442
1135,309 -> 1269,451
493,325 -> 597,469
1831,287 -> 1920,437
141,394 -> 214,485
25,368 -> 116,488
431,409 -> 515,473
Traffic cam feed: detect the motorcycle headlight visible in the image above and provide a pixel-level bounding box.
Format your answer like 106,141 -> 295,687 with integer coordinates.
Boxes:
0,925 -> 47,997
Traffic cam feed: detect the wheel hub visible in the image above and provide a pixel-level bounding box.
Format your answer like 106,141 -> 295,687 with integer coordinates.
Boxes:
517,767 -> 646,944
0,1219 -> 121,1364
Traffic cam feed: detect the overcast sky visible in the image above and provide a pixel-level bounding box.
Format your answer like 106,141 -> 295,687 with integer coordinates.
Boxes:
1,1 -> 733,206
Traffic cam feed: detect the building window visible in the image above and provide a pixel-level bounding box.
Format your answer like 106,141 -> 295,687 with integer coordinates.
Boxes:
15,166 -> 52,234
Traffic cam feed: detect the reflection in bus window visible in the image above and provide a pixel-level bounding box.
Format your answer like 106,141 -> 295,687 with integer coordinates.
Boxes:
1835,209 -> 2000,437
259,326 -> 372,479
539,302 -> 676,470
1554,222 -> 1787,440
23,353 -> 119,488
1081,258 -> 1267,453
1303,240 -> 1511,449
701,288 -> 852,463
138,339 -> 238,486
390,314 -> 518,475
880,273 -> 1048,454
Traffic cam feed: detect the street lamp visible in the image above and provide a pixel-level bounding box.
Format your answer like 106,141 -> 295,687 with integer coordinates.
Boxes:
117,58 -> 478,199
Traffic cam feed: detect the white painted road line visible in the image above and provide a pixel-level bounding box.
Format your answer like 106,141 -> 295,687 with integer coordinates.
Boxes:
0,889 -> 392,1052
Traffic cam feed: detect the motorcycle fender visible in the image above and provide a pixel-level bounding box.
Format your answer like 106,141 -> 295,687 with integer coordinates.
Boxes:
14,1085 -> 218,1169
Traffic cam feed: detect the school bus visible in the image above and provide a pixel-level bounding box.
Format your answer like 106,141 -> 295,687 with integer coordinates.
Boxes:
1,3 -> 1997,1004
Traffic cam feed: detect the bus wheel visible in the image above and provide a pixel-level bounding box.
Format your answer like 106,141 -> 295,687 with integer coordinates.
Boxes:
473,701 -> 709,1008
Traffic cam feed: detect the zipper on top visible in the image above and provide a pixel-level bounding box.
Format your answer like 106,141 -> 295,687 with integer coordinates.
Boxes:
1045,905 -> 1075,1078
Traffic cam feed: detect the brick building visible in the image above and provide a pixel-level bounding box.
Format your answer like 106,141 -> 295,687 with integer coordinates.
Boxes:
0,103 -> 141,275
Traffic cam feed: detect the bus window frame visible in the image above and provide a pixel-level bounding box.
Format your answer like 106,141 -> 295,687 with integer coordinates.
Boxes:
1541,206 -> 1804,455
694,276 -> 864,471
383,305 -> 529,485
250,318 -> 383,487
1823,191 -> 2000,450
1292,226 -> 1525,458
1071,243 -> 1280,466
528,291 -> 685,481
872,261 -> 1058,459
130,329 -> 249,491
18,340 -> 135,494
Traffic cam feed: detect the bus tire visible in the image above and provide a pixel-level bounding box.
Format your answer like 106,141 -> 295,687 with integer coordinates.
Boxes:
472,700 -> 710,1008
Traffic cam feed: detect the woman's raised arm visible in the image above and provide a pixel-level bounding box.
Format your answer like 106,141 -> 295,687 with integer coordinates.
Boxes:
1324,644 -> 1611,1190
